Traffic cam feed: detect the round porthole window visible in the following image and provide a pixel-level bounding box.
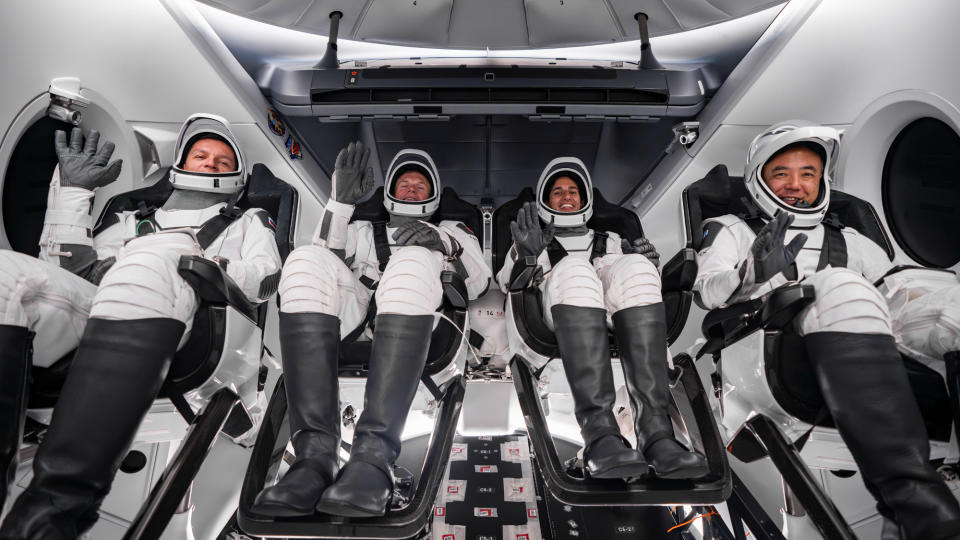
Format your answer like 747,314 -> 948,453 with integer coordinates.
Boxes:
882,118 -> 960,268
2,116 -> 73,256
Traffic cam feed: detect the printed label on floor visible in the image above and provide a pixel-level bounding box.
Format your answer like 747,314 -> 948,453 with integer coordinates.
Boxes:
473,507 -> 499,517
443,479 -> 467,502
503,477 -> 535,502
449,442 -> 468,461
504,524 -> 543,540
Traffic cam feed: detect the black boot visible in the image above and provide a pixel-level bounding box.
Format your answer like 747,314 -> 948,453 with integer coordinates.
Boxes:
0,325 -> 32,511
0,317 -> 184,540
551,305 -> 647,480
805,332 -> 960,540
252,312 -> 341,516
613,304 -> 708,480
317,313 -> 435,517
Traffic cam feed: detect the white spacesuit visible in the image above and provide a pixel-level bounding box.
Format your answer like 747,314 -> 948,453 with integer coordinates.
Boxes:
0,114 -> 281,540
497,157 -> 707,481
693,121 -> 960,540
252,144 -> 489,518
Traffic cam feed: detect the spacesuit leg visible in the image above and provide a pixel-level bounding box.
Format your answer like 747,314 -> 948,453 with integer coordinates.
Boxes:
599,254 -> 708,479
541,257 -> 647,480
0,236 -> 199,539
892,283 -> 960,378
798,268 -> 960,539
0,325 -> 31,514
318,246 -> 443,516
253,245 -> 370,516
0,249 -> 98,512
0,249 -> 97,367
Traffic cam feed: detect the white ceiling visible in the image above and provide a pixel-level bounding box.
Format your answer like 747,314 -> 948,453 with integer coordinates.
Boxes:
195,0 -> 785,50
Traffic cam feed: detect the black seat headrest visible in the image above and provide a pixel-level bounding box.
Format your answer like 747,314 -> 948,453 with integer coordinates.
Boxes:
350,186 -> 483,246
240,164 -> 299,262
682,164 -> 894,258
492,187 -> 644,275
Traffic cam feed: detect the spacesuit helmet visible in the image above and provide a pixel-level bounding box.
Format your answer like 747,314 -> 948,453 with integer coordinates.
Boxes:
535,156 -> 593,227
383,149 -> 441,217
169,113 -> 245,194
744,120 -> 840,228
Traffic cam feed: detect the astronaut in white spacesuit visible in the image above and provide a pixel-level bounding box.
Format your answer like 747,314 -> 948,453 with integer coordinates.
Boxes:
251,143 -> 489,518
497,157 -> 708,481
693,120 -> 960,539
0,114 -> 281,539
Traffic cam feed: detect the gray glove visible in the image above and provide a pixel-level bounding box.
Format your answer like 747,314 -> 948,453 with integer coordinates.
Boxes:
621,237 -> 660,268
751,211 -> 807,283
510,201 -> 555,259
392,220 -> 456,256
54,128 -> 122,190
332,141 -> 374,204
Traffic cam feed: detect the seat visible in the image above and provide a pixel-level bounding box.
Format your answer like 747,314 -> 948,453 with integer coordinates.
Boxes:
492,187 -> 697,365
491,187 -> 730,506
18,163 -> 297,539
236,186 -> 480,539
681,164 -> 956,539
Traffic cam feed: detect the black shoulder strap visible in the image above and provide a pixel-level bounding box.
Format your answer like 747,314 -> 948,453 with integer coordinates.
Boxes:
817,214 -> 848,271
545,238 -> 567,267
590,231 -> 609,262
372,221 -> 392,272
744,217 -> 766,235
196,205 -> 245,250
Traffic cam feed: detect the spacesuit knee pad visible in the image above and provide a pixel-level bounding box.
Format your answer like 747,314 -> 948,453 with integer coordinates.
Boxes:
601,253 -> 662,312
90,247 -> 197,323
799,268 -> 891,335
278,245 -> 344,315
376,246 -> 443,315
898,284 -> 960,361
0,250 -> 29,326
544,257 -> 604,310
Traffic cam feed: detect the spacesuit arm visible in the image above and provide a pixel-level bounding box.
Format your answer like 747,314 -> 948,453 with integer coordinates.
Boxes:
496,242 -> 552,293
310,198 -> 355,259
843,229 -> 895,282
38,167 -> 120,283
693,221 -> 759,309
221,210 -> 283,302
441,221 -> 491,300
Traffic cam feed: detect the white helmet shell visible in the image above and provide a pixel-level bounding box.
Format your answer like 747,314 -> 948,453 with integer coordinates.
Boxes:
383,149 -> 441,217
535,157 -> 593,227
169,113 -> 245,194
744,120 -> 840,228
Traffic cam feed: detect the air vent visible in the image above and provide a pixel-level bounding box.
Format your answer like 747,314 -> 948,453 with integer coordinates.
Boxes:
311,88 -> 667,105
359,67 -> 618,80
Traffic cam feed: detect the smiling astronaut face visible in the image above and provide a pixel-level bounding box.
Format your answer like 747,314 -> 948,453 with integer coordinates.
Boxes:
547,176 -> 582,213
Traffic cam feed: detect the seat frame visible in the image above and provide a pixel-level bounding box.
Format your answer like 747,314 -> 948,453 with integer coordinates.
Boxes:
236,187 -> 480,538
18,164 -> 297,539
681,164 -> 956,540
488,187 -> 728,505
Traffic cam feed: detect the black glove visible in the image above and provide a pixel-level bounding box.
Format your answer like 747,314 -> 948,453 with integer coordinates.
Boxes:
54,128 -> 122,190
621,237 -> 660,268
751,211 -> 807,283
392,220 -> 456,256
510,201 -> 555,259
332,141 -> 374,204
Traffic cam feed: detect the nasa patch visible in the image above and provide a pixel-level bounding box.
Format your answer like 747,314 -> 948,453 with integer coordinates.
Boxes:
267,109 -> 286,136
285,135 -> 302,160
